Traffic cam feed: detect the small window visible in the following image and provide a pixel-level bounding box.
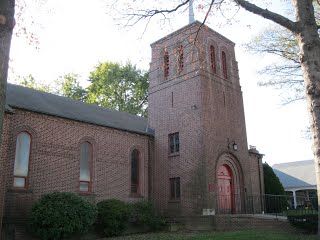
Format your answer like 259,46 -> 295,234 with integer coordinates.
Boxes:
80,142 -> 92,192
222,51 -> 227,79
13,132 -> 31,188
171,92 -> 174,108
164,50 -> 169,79
170,177 -> 181,200
178,45 -> 184,73
131,149 -> 139,194
169,132 -> 179,154
210,45 -> 216,73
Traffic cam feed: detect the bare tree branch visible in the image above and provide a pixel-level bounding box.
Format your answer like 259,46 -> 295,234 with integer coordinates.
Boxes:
124,0 -> 191,25
282,96 -> 305,105
234,0 -> 298,32
194,0 -> 216,42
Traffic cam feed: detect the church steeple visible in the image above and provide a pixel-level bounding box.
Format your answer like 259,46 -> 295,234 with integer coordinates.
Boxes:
189,0 -> 195,24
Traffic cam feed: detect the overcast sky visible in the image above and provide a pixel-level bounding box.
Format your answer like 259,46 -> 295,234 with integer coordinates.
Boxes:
8,0 -> 313,165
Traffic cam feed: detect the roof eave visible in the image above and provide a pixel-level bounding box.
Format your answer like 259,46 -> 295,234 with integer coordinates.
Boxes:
9,106 -> 154,137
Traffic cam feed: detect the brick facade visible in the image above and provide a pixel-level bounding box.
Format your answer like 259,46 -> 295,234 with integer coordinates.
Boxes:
148,21 -> 264,216
0,21 -> 264,237
1,109 -> 150,226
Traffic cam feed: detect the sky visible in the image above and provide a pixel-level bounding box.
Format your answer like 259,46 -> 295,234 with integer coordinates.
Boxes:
8,0 -> 313,166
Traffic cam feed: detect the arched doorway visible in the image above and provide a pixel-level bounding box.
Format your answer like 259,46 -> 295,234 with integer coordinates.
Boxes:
217,164 -> 234,213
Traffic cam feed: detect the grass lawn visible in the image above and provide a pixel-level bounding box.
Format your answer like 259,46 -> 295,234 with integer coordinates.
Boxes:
106,230 -> 318,240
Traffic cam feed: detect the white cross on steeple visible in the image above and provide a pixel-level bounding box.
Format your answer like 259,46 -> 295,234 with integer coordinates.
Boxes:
189,0 -> 195,24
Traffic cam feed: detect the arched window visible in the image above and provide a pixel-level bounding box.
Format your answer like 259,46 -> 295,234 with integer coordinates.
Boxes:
13,132 -> 31,188
222,51 -> 228,79
164,50 -> 169,79
80,142 -> 92,192
131,149 -> 139,194
210,45 -> 216,73
178,45 -> 184,73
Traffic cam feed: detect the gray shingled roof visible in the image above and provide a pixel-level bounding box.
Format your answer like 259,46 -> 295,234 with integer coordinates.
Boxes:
5,84 -> 152,136
273,160 -> 316,189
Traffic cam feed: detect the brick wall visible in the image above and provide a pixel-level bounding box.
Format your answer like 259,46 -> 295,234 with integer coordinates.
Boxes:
249,149 -> 265,213
149,22 -> 206,215
1,109 -> 151,224
200,25 -> 253,212
148,21 -> 264,216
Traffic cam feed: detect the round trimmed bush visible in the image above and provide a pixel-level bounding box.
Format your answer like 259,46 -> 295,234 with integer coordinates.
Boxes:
131,201 -> 166,231
96,199 -> 131,237
29,192 -> 97,240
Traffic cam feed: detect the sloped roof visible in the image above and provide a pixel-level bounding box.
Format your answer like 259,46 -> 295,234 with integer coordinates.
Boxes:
5,84 -> 152,136
272,160 -> 316,189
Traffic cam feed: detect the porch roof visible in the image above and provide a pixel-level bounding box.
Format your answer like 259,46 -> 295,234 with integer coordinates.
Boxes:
272,160 -> 316,190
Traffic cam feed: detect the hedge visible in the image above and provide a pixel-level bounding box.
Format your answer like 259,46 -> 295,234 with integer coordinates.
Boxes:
287,210 -> 318,233
29,192 -> 97,240
96,199 -> 131,237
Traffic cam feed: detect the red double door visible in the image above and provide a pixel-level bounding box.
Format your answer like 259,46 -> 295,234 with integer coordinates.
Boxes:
217,165 -> 234,213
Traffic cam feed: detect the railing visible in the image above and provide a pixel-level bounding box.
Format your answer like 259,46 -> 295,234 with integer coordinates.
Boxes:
214,193 -> 318,216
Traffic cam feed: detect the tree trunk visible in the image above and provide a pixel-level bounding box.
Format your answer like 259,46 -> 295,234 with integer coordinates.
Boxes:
292,0 -> 320,235
236,0 -> 320,234
0,0 -> 15,233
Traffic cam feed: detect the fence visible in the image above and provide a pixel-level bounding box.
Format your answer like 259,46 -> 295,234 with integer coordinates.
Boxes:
214,193 -> 318,216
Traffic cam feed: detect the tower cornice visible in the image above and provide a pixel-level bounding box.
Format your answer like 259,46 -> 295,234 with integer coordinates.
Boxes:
150,21 -> 235,47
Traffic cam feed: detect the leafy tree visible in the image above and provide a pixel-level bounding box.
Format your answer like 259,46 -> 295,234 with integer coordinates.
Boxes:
56,73 -> 87,101
12,63 -> 149,117
16,74 -> 51,92
87,62 -> 148,117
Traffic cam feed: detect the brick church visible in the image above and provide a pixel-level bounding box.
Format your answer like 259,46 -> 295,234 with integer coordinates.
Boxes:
0,21 -> 264,233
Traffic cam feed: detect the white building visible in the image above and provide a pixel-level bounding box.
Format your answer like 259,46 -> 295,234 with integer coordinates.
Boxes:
273,160 -> 317,209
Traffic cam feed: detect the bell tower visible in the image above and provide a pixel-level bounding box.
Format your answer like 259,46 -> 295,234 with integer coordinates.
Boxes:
148,21 -> 263,215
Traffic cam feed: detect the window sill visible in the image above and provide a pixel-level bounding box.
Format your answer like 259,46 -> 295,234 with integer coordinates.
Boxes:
168,153 -> 180,157
129,193 -> 144,199
78,191 -> 95,196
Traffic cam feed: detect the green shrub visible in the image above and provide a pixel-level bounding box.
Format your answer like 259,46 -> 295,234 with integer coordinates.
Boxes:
131,201 -> 167,231
263,163 -> 285,195
96,199 -> 131,237
287,211 -> 318,233
263,163 -> 288,213
29,192 -> 97,240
